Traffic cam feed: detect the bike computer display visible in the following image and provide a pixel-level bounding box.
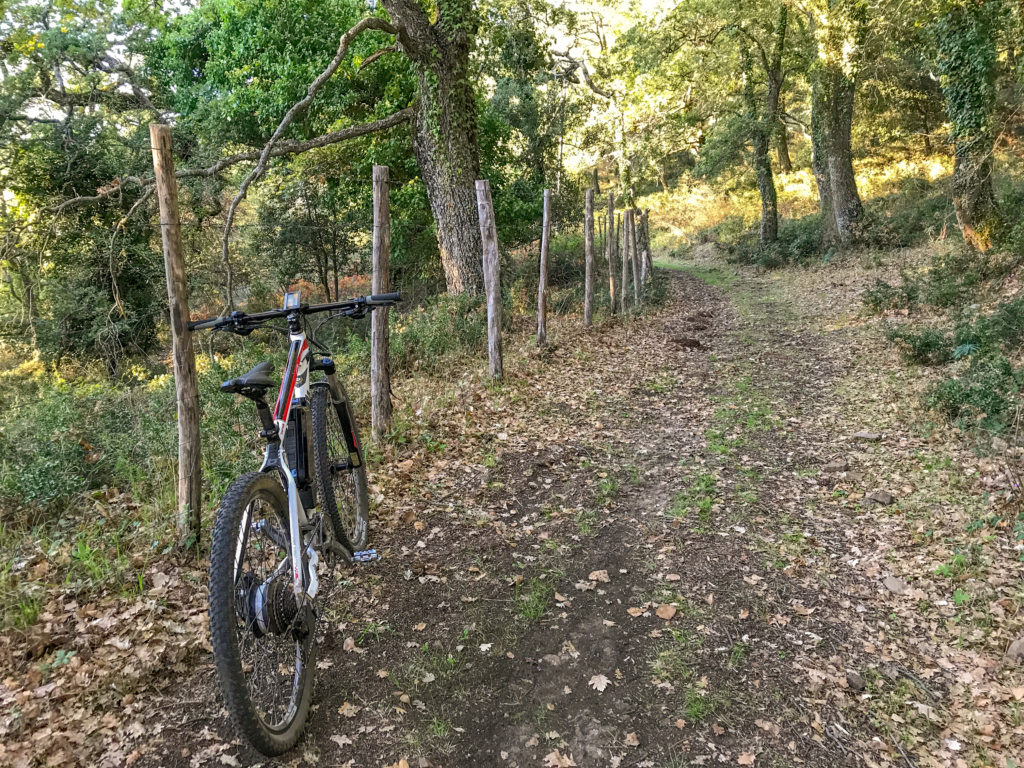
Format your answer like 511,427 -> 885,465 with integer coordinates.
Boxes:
283,290 -> 301,310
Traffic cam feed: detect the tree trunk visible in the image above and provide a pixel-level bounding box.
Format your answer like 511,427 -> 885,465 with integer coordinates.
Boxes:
776,118 -> 792,172
826,71 -> 862,239
753,130 -> 779,245
382,0 -> 484,295
936,0 -> 1001,251
743,7 -> 786,250
951,147 -> 998,250
810,0 -> 866,244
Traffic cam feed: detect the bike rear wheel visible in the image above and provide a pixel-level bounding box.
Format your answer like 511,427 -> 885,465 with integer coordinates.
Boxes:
311,383 -> 369,551
209,471 -> 316,756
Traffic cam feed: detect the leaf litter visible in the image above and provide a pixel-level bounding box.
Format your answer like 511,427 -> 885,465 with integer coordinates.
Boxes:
2,264 -> 1021,767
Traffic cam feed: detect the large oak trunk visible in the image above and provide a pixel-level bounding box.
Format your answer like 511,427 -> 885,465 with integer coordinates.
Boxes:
826,74 -> 862,240
753,130 -> 779,245
935,0 -> 1001,252
382,0 -> 484,295
952,143 -> 998,251
412,62 -> 484,294
811,78 -> 839,247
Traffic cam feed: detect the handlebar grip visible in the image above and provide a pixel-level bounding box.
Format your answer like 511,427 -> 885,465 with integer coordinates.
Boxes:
188,316 -> 225,331
366,291 -> 401,305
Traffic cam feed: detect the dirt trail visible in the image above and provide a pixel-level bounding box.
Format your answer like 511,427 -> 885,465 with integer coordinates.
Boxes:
93,265 -> 1024,767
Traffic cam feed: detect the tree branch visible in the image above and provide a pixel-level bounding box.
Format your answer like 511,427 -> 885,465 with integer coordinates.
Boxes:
220,15 -> 399,308
552,51 -> 612,99
358,45 -> 399,71
45,107 -> 415,215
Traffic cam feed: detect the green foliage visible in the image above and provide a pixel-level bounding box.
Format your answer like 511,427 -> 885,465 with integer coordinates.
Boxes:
854,178 -> 953,250
863,278 -> 920,313
887,325 -> 953,366
925,354 -> 1022,434
933,0 -> 999,144
389,294 -> 488,374
863,248 -> 992,314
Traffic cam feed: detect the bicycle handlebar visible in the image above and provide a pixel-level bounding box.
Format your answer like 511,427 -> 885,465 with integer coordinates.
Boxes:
187,292 -> 402,332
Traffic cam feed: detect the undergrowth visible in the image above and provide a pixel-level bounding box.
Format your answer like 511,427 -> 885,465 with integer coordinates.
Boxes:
0,229 -> 663,630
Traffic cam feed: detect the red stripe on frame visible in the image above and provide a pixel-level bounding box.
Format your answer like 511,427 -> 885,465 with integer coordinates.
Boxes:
274,340 -> 308,424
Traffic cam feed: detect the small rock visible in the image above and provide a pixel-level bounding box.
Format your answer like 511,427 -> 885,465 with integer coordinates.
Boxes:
853,431 -> 882,442
671,337 -> 704,349
845,671 -> 866,692
1008,637 -> 1024,664
864,490 -> 895,506
823,458 -> 849,473
883,575 -> 910,595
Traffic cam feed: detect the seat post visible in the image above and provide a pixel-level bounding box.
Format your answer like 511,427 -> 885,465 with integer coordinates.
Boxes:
255,399 -> 278,441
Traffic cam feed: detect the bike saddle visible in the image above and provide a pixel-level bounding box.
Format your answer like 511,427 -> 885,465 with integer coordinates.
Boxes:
221,361 -> 275,396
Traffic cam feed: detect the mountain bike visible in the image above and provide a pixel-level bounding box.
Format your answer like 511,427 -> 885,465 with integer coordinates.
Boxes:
189,289 -> 400,755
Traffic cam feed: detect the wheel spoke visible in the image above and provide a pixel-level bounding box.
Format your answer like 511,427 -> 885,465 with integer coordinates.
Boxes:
231,494 -> 306,732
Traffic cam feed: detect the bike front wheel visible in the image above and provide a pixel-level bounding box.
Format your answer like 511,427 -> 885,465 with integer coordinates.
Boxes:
311,383 -> 369,551
209,471 -> 316,756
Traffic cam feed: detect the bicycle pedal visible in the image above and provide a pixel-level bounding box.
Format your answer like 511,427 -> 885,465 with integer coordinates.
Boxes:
352,549 -> 379,563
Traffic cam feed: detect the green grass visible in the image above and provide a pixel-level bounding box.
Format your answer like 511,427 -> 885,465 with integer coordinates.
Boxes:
594,475 -> 620,505
516,576 -> 557,622
670,473 -> 718,525
654,260 -> 737,288
576,508 -> 598,535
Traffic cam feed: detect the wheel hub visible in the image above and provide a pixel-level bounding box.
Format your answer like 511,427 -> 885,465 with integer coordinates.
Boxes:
237,574 -> 299,637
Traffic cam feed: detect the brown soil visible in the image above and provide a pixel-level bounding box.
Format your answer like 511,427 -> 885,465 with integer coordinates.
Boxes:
5,264 -> 1022,768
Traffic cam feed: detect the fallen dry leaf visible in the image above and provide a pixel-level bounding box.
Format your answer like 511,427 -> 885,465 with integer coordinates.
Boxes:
589,674 -> 610,692
738,753 -> 755,765
543,750 -> 577,767
655,603 -> 677,620
338,701 -> 361,718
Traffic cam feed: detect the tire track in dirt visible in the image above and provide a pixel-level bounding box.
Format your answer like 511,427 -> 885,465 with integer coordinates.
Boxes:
126,263 -> 1023,768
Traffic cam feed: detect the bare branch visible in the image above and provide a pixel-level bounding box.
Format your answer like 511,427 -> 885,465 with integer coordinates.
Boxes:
220,16 -> 399,307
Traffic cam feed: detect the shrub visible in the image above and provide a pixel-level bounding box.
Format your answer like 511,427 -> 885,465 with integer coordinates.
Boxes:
389,293 -> 487,374
923,248 -> 984,307
779,214 -> 824,262
954,296 -> 1024,353
887,325 -> 953,365
925,354 -> 1022,434
863,277 -> 919,312
856,177 -> 952,250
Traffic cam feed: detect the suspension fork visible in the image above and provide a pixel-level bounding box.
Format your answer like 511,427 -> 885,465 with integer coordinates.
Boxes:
314,357 -> 364,469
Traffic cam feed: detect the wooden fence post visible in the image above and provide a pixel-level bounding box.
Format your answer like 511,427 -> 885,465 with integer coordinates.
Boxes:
642,209 -> 654,281
618,211 -> 628,312
150,123 -> 202,550
630,209 -> 641,303
606,193 -> 616,314
475,180 -> 503,380
370,165 -> 392,440
537,189 -> 551,346
583,188 -> 594,327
